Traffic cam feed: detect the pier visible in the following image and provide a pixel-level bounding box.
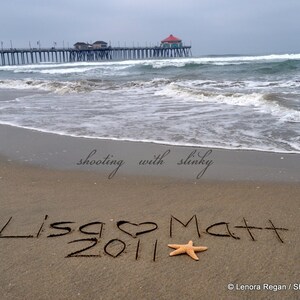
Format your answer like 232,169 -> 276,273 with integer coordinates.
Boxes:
0,46 -> 192,66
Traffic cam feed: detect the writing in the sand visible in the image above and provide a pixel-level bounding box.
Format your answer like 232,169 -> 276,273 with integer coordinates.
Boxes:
76,148 -> 214,179
76,149 -> 125,179
138,149 -> 171,166
138,149 -> 213,179
0,215 -> 289,261
177,149 -> 214,179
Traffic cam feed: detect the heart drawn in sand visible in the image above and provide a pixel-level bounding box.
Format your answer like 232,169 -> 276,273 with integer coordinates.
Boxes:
117,221 -> 158,238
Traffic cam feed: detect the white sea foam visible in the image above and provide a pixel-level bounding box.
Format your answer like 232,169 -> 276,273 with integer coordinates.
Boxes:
0,79 -> 104,94
0,119 -> 298,154
0,79 -> 47,90
155,82 -> 300,122
137,53 -> 300,68
15,67 -> 98,74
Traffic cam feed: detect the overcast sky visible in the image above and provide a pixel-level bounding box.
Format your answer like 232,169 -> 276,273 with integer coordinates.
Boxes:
1,0 -> 299,55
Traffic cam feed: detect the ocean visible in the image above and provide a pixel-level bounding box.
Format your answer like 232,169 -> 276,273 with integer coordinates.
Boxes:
0,54 -> 299,153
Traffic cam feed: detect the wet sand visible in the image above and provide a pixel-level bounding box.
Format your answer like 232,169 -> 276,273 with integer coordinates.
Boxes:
0,124 -> 299,182
0,124 -> 299,299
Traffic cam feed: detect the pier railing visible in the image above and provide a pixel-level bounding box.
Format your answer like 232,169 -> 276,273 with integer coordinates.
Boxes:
0,46 -> 192,66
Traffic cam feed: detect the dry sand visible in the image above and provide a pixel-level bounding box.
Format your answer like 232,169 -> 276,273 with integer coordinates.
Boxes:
0,124 -> 299,299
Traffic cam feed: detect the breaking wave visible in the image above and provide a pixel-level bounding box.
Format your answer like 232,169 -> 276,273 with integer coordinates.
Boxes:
0,78 -> 115,94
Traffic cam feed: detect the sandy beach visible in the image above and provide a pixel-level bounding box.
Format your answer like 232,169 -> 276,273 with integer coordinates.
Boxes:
0,124 -> 299,299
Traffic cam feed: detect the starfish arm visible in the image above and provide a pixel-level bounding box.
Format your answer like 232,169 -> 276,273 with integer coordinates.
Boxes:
169,248 -> 186,256
193,246 -> 208,252
186,249 -> 199,260
168,244 -> 181,249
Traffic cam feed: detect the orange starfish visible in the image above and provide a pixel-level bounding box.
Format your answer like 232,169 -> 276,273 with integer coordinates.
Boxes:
168,240 -> 208,261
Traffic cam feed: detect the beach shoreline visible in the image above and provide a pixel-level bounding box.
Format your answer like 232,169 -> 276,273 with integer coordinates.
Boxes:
0,123 -> 299,182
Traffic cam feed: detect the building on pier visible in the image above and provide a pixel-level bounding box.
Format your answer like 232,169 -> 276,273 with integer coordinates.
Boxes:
74,42 -> 91,50
74,41 -> 108,50
92,41 -> 108,49
161,34 -> 183,48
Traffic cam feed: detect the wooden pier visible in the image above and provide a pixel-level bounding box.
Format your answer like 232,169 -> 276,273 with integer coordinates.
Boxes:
0,46 -> 192,66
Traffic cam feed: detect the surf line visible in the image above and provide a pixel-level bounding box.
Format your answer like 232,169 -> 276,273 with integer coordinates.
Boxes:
76,149 -> 125,179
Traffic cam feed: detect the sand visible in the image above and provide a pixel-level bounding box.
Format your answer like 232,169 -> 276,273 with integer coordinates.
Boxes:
0,124 -> 299,300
